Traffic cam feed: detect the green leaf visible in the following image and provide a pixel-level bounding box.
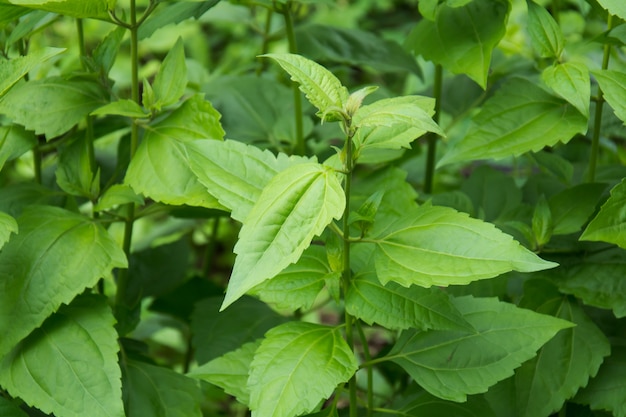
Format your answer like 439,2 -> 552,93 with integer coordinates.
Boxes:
188,340 -> 260,405
0,294 -> 124,417
248,322 -> 358,417
188,139 -> 312,222
262,53 -> 349,119
353,95 -> 444,136
556,261 -> 626,318
91,99 -> 150,118
549,183 -> 607,235
372,204 -> 557,288
591,69 -> 626,125
295,24 -> 422,75
4,0 -> 114,18
0,396 -> 28,417
379,388 -> 496,417
221,163 -> 345,310
0,75 -> 109,139
438,77 -> 588,167
0,47 -> 64,96
345,271 -> 474,331
387,296 -> 574,402
124,94 -> 226,208
510,279 -> 610,417
542,62 -> 590,118
532,195 -> 553,247
251,244 -> 331,311
0,124 -> 36,171
576,343 -> 626,417
406,0 -> 510,88
152,37 -> 187,110
581,178 -> 626,248
55,135 -> 100,199
0,211 -> 17,250
595,0 -> 626,20
460,165 -> 522,222
137,0 -> 220,40
0,206 -> 127,358
527,0 -> 565,58
93,26 -> 125,75
122,359 -> 202,417
94,184 -> 145,212
0,4 -> 29,26
191,296 -> 288,364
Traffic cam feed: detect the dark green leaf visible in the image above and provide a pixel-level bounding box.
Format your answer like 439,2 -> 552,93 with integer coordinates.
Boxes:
460,165 -> 522,221
406,0 -> 510,88
0,76 -> 109,139
0,4 -> 30,26
0,295 -> 124,417
376,388 -> 496,417
221,163 -> 344,309
388,296 -> 574,402
0,397 -> 28,417
0,124 -> 36,170
346,271 -> 474,331
152,37 -> 187,110
0,206 -> 127,358
248,322 -> 358,417
549,183 -> 607,235
438,77 -> 588,166
191,296 -> 288,364
122,359 -> 202,417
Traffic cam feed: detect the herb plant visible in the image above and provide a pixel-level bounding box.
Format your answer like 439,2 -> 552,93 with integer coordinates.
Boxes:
1,1 -> 626,417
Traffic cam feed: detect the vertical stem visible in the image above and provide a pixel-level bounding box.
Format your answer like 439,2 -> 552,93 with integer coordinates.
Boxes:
588,13 -> 613,183
76,18 -> 97,178
356,322 -> 373,417
256,8 -> 274,76
281,2 -> 305,155
423,64 -> 443,194
115,0 -> 140,326
342,124 -> 357,417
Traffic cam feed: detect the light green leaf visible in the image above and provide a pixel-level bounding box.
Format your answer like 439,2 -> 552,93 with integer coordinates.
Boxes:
0,206 -> 127,358
91,99 -> 150,118
438,77 -> 588,167
0,125 -> 36,171
581,178 -> 626,248
152,37 -> 187,110
221,163 -> 345,310
556,261 -> 626,318
94,184 -> 145,212
251,245 -> 331,311
0,47 -> 64,96
387,296 -> 574,402
346,271 -> 473,332
124,94 -> 226,208
527,0 -> 565,58
542,62 -> 590,117
0,396 -> 28,417
4,0 -> 114,18
576,343 -> 626,417
353,95 -> 443,136
137,0 -> 220,40
191,296 -> 288,364
262,53 -> 349,119
188,340 -> 260,405
0,4 -> 29,26
122,359 -> 202,417
0,75 -> 109,139
512,279 -> 610,417
549,183 -> 607,235
596,0 -> 626,20
372,204 -> 557,288
55,134 -> 99,199
0,211 -> 17,249
460,165 -> 521,222
592,69 -> 626,125
406,0 -> 510,88
93,26 -> 125,75
532,195 -> 553,247
0,294 -> 124,417
248,322 -> 358,417
188,139 -> 312,222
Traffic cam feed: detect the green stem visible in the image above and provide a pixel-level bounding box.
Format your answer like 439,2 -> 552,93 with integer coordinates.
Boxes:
281,1 -> 304,155
76,19 -> 97,181
356,322 -> 373,417
202,218 -> 221,277
588,13 -> 613,182
423,64 -> 443,194
115,0 -> 141,328
256,8 -> 274,76
342,123 -> 358,417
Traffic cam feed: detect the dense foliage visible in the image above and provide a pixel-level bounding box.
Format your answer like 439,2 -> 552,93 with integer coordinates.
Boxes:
1,0 -> 626,416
